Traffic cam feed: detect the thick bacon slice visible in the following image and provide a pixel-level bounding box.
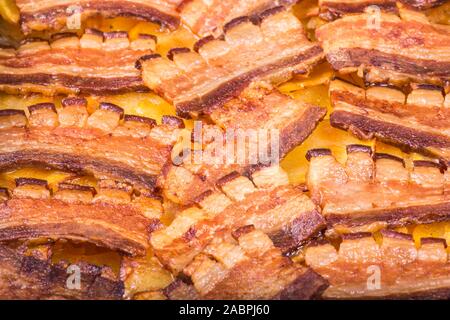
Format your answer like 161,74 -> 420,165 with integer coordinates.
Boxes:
306,146 -> 450,233
0,244 -> 124,299
140,7 -> 324,118
180,1 -> 297,36
164,227 -> 328,300
16,0 -> 182,33
318,0 -> 448,20
0,100 -> 182,190
316,10 -> 450,86
152,166 -> 325,273
305,231 -> 450,299
0,30 -> 156,95
329,79 -> 450,161
0,178 -> 163,256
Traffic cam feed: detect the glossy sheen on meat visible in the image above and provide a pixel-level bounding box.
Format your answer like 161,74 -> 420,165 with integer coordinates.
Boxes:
306,145 -> 450,233
305,231 -> 450,299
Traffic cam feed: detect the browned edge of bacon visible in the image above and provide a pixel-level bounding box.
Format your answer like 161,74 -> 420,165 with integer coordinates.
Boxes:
306,144 -> 450,233
305,230 -> 450,299
163,226 -> 328,300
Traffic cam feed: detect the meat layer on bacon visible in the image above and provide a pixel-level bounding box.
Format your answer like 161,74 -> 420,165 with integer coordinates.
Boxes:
16,0 -> 182,33
0,100 -> 182,190
180,1 -> 297,37
164,227 -> 328,300
316,9 -> 450,86
152,166 -> 325,273
329,79 -> 450,161
318,0 -> 448,20
0,178 -> 163,256
306,146 -> 450,233
305,230 -> 450,299
0,244 -> 123,299
140,7 -> 324,118
0,30 -> 156,95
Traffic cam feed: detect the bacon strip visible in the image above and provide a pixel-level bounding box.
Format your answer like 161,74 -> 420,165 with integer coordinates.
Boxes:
305,231 -> 450,299
16,0 -> 182,33
164,227 -> 328,300
180,1 -> 297,36
329,79 -> 450,162
0,100 -> 182,190
0,30 -> 156,95
0,178 -> 163,256
0,244 -> 124,299
152,166 -> 325,273
306,146 -> 450,233
140,7 -> 324,118
316,10 -> 450,86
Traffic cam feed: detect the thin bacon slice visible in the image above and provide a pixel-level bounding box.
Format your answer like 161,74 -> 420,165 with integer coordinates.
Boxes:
329,79 -> 450,162
180,1 -> 297,37
0,100 -> 182,191
164,227 -> 328,300
316,9 -> 450,86
0,30 -> 156,95
139,7 -> 324,118
16,0 -> 182,33
0,244 -> 124,299
306,146 -> 450,233
152,166 -> 325,274
305,231 -> 450,299
0,178 -> 163,256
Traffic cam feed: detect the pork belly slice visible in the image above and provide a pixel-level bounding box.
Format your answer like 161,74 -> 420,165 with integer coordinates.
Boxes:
152,166 -> 325,273
180,1 -> 297,37
164,227 -> 328,300
0,178 -> 163,256
329,79 -> 450,161
0,30 -> 156,95
316,9 -> 450,86
140,7 -> 324,118
318,0 -> 448,20
0,100 -> 182,191
306,145 -> 450,233
305,231 -> 450,299
16,0 -> 181,33
0,244 -> 124,299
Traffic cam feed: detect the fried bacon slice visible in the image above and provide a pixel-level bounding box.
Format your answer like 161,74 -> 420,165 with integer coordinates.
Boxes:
0,30 -> 156,95
305,231 -> 450,299
16,0 -> 182,33
180,1 -> 297,36
164,226 -> 328,300
152,166 -> 325,273
329,79 -> 450,161
0,100 -> 182,190
139,7 -> 324,118
318,0 -> 448,20
0,178 -> 163,256
0,244 -> 123,299
316,9 -> 450,86
306,146 -> 450,233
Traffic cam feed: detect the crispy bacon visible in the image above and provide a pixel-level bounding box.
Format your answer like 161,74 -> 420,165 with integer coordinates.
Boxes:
152,166 -> 325,273
164,227 -> 328,300
139,7 -> 324,118
16,0 -> 182,33
0,178 -> 163,256
0,100 -> 182,190
316,9 -> 450,86
306,145 -> 450,233
0,244 -> 124,299
180,1 -> 297,36
0,30 -> 156,95
329,79 -> 450,162
305,230 -> 450,299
